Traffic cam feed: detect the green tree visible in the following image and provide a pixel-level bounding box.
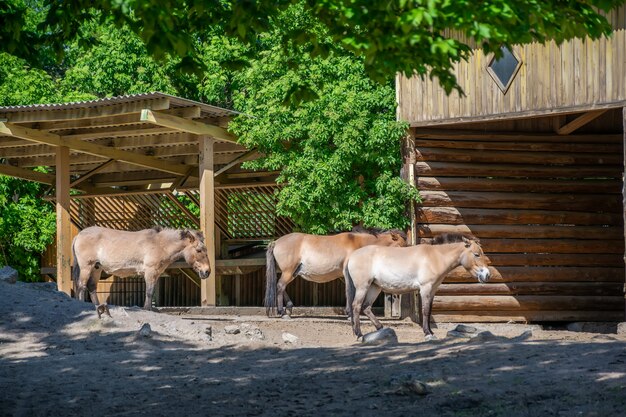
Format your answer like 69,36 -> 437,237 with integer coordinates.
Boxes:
0,175 -> 56,281
3,0 -> 623,94
230,6 -> 419,233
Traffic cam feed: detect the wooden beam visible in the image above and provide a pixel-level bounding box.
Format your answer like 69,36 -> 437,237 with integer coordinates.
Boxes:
214,148 -> 259,177
69,159 -> 115,188
0,97 -> 170,123
55,146 -> 72,295
556,110 -> 609,135
199,136 -> 217,306
0,163 -> 56,184
623,106 -> 626,321
0,122 -> 196,176
141,109 -> 237,143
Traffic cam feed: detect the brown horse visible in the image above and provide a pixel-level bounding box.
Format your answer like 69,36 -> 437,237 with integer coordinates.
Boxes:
265,227 -> 407,317
345,233 -> 491,340
72,226 -> 211,318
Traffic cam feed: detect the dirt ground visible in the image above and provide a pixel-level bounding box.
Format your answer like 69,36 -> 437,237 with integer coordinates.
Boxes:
1,280 -> 626,417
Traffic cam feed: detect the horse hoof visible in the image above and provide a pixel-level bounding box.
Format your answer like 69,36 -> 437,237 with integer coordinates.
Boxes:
425,334 -> 438,342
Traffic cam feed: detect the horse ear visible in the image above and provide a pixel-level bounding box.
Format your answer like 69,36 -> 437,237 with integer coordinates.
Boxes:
196,231 -> 205,243
180,230 -> 195,243
462,236 -> 471,247
391,233 -> 399,241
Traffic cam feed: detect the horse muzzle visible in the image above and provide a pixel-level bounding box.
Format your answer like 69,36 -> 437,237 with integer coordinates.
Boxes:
199,270 -> 210,279
477,267 -> 491,283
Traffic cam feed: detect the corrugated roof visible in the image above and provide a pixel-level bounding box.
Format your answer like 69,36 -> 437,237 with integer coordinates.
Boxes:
0,92 -> 240,118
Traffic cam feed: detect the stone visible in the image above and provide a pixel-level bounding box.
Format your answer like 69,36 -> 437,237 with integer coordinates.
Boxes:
241,323 -> 265,341
470,330 -> 496,342
446,330 -> 471,339
617,323 -> 626,335
453,324 -> 478,334
282,332 -> 299,344
362,327 -> 398,345
138,323 -> 152,337
387,374 -> 430,396
0,266 -> 18,284
224,325 -> 241,335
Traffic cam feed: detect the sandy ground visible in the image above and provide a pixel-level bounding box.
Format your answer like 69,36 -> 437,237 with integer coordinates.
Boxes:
1,280 -> 626,417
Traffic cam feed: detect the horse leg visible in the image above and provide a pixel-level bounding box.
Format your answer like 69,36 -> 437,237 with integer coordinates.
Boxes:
75,264 -> 92,302
361,285 -> 383,331
143,272 -> 160,311
420,286 -> 436,340
351,286 -> 370,339
276,272 -> 295,317
88,269 -> 110,318
283,291 -> 294,315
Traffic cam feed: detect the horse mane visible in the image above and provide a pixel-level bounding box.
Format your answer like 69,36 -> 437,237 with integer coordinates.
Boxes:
351,226 -> 407,240
431,233 -> 478,245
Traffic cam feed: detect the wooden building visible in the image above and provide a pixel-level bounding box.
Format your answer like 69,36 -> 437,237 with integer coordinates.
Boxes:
397,7 -> 626,322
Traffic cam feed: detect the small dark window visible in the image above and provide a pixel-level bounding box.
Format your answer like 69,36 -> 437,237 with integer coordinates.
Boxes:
486,46 -> 522,94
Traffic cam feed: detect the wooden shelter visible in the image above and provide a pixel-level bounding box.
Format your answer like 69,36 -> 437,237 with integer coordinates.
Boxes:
0,92 -> 293,306
397,7 -> 626,322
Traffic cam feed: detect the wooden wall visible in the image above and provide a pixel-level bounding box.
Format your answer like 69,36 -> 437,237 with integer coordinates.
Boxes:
410,115 -> 625,322
397,6 -> 626,125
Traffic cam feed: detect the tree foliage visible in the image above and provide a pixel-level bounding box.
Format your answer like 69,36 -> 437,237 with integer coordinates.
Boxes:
2,0 -> 623,94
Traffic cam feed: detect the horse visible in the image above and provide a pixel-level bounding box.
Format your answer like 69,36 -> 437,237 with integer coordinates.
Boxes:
264,227 -> 408,317
72,226 -> 211,318
345,233 -> 491,340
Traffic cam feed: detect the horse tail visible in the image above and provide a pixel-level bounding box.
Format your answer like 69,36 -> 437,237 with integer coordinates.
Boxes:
344,261 -> 356,321
71,237 -> 79,297
264,241 -> 277,316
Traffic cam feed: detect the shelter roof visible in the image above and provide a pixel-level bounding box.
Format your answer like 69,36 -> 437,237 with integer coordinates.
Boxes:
0,92 -> 272,195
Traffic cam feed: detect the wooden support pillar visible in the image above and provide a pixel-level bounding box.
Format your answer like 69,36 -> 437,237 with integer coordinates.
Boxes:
622,107 -> 626,321
55,146 -> 72,295
199,136 -> 217,306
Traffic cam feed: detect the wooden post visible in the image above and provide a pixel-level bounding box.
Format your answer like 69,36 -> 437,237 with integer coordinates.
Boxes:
55,146 -> 72,295
199,136 -> 216,306
622,107 -> 626,321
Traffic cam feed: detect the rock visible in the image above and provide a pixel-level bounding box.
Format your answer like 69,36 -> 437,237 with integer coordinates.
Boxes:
31,282 -> 58,292
281,315 -> 292,320
362,328 -> 398,345
282,332 -> 299,344
387,374 -> 430,396
138,323 -> 152,337
224,325 -> 241,335
241,323 -> 265,341
617,323 -> 626,335
512,330 -> 533,341
447,330 -> 471,339
453,324 -> 478,334
470,330 -> 496,342
0,266 -> 18,284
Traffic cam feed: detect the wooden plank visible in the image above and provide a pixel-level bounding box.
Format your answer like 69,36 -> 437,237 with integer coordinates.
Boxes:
623,106 -> 626,321
415,161 -> 622,178
1,97 -> 170,123
433,295 -> 624,311
556,110 -> 609,135
69,159 -> 115,188
141,109 -> 237,143
414,139 -> 622,153
416,176 -> 622,194
488,253 -> 623,267
56,146 -> 72,295
432,310 -> 624,322
416,207 -> 622,226
416,146 -> 621,165
0,163 -> 56,184
479,238 -> 624,254
417,224 -> 622,239
0,122 -> 195,176
413,129 -> 623,142
437,282 -> 623,296
419,190 -> 621,211
445,266 -> 625,283
199,136 -> 216,306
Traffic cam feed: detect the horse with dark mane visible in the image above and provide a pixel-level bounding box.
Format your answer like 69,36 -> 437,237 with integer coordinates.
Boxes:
265,227 -> 407,317
345,233 -> 491,340
72,226 -> 211,318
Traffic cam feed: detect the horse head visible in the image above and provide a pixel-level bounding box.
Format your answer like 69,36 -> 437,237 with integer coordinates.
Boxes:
459,237 -> 491,283
181,230 -> 211,279
378,230 -> 408,247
